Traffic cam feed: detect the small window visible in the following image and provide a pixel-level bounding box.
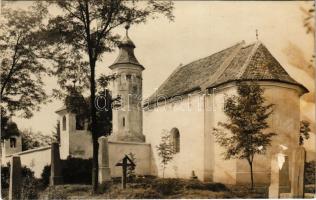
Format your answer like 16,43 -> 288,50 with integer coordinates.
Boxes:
76,115 -> 85,130
62,116 -> 66,131
123,117 -> 125,127
10,138 -> 16,148
170,128 -> 180,153
132,85 -> 138,94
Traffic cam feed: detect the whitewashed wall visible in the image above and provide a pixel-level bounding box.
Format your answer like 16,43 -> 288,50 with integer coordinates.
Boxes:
144,93 -> 206,180
3,146 -> 51,178
108,141 -> 151,177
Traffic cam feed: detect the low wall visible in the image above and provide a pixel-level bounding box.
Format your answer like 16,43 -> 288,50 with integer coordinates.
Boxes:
3,146 -> 51,178
108,141 -> 152,177
3,141 -> 153,179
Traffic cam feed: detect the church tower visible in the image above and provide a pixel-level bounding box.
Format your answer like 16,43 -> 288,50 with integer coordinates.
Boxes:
109,25 -> 145,143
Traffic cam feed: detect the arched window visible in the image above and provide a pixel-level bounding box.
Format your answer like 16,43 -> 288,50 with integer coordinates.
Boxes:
76,115 -> 85,130
123,117 -> 125,127
10,138 -> 16,148
62,116 -> 66,131
170,128 -> 180,153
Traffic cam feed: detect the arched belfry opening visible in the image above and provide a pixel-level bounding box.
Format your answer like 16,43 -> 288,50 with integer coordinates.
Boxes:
62,116 -> 66,131
170,128 -> 180,153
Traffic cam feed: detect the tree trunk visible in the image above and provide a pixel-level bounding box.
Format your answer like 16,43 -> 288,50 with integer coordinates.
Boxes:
250,161 -> 254,190
90,61 -> 99,193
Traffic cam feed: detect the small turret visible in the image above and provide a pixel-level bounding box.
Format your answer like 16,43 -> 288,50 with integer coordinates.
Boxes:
109,25 -> 145,143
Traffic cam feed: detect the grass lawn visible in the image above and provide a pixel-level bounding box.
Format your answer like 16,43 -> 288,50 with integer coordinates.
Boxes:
38,178 -> 269,199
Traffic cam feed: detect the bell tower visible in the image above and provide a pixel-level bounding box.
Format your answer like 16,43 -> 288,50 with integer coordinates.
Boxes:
109,25 -> 145,143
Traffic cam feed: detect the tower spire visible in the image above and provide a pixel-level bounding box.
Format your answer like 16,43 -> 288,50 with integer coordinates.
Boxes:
256,29 -> 259,41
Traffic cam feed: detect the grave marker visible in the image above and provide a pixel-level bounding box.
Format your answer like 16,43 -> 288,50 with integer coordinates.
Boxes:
98,136 -> 111,184
50,142 -> 63,185
115,155 -> 136,189
9,156 -> 21,200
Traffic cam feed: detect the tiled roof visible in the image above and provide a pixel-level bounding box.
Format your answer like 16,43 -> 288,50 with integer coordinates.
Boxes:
146,41 -> 308,104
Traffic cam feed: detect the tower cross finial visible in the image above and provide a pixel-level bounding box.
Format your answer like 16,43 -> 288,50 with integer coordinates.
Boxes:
125,22 -> 130,37
256,29 -> 259,41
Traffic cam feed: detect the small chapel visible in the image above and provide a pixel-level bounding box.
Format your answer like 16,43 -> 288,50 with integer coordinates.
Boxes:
2,26 -> 308,187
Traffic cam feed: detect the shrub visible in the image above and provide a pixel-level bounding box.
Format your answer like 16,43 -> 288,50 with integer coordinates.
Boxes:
20,168 -> 40,200
40,157 -> 92,185
1,165 -> 10,189
41,165 -> 51,187
305,161 -> 315,185
62,157 -> 92,184
151,178 -> 184,195
1,164 -> 41,199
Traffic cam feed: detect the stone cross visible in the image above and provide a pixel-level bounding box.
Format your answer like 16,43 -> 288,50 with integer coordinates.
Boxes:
98,136 -> 111,184
50,142 -> 63,185
115,155 -> 136,189
269,155 -> 280,198
291,146 -> 306,198
9,156 -> 21,200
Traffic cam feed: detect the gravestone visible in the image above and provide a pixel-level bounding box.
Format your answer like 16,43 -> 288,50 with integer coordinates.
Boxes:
279,155 -> 291,193
269,155 -> 280,198
116,155 -> 136,189
291,146 -> 306,198
50,142 -> 63,185
98,136 -> 111,184
9,156 -> 21,200
190,170 -> 198,180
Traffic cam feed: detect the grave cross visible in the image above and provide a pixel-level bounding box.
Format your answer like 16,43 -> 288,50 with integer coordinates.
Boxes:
115,155 -> 136,189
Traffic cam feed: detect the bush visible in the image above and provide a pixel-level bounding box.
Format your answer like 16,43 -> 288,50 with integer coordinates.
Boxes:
62,157 -> 92,184
305,161 -> 315,185
1,164 -> 41,199
41,165 -> 51,187
1,165 -> 10,189
20,168 -> 40,200
186,180 -> 229,191
151,178 -> 184,195
40,157 -> 92,185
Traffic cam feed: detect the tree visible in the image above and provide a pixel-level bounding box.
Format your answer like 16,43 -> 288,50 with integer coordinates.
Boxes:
0,3 -> 49,120
21,129 -> 55,151
156,130 -> 175,178
44,0 -> 174,192
51,120 -> 61,144
299,120 -> 311,145
213,82 -> 276,189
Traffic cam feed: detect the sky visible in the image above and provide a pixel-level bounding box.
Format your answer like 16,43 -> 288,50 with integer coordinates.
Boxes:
3,1 -> 315,150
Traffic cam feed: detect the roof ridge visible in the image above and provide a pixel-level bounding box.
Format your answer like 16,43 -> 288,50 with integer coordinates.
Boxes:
200,41 -> 245,90
145,42 -> 244,101
236,41 -> 262,78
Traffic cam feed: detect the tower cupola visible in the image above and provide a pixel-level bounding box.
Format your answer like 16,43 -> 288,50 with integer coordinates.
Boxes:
109,24 -> 144,70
